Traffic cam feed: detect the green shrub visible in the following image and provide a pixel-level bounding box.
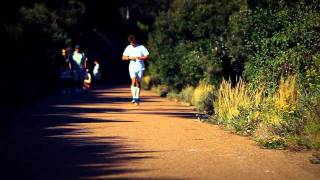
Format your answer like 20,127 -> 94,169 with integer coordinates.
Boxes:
166,86 -> 194,105
257,135 -> 287,149
142,75 -> 161,90
243,4 -> 320,94
151,85 -> 169,97
232,107 -> 261,135
299,91 -> 320,150
286,135 -> 311,150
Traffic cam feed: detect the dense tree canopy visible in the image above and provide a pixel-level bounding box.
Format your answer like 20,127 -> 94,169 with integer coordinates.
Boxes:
147,0 -> 320,95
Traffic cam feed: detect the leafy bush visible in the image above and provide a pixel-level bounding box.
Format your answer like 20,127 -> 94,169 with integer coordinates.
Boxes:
299,90 -> 320,149
167,86 -> 195,105
243,3 -> 320,94
147,0 -> 242,90
232,107 -> 261,135
146,0 -> 320,150
257,135 -> 287,149
151,85 -> 169,97
142,75 -> 161,90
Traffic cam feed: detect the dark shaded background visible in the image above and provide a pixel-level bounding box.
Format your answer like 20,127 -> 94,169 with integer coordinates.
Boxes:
0,0 -> 166,107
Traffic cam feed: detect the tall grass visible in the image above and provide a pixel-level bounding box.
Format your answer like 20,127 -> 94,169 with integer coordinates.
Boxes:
149,73 -> 318,149
214,78 -> 253,125
192,81 -> 215,113
212,75 -> 309,149
275,75 -> 297,111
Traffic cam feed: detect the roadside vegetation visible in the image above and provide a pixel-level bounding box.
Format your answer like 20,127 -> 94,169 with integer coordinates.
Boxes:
143,0 -> 320,150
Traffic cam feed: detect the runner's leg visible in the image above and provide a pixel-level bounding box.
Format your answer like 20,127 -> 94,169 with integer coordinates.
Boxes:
135,70 -> 144,104
129,66 -> 137,102
131,79 -> 137,102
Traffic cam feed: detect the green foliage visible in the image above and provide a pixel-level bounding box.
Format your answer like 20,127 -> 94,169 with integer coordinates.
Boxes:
298,87 -> 320,149
137,21 -> 150,33
231,107 -> 261,135
147,0 -> 320,150
18,1 -> 85,45
242,2 -> 320,94
142,75 -> 161,90
257,135 -> 287,149
233,1 -> 320,149
145,0 -> 320,151
147,0 -> 244,90
167,86 -> 195,105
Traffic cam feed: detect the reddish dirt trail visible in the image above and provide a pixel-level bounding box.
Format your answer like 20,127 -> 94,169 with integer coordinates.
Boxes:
2,85 -> 320,180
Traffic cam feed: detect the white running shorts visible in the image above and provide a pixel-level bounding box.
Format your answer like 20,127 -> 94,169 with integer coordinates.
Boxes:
129,66 -> 144,80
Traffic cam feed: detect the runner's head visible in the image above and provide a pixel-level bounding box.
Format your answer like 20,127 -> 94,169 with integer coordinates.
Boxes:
128,34 -> 137,47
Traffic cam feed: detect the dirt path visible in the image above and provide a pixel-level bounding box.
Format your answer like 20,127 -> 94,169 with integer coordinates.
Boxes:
2,85 -> 320,180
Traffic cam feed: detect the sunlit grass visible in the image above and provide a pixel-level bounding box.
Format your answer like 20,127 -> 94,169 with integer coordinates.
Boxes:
148,73 -> 317,149
212,75 -> 304,148
192,81 -> 215,113
214,78 -> 251,124
142,75 -> 152,90
275,75 -> 297,112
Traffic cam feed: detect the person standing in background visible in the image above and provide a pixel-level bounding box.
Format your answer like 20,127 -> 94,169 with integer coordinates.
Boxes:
71,44 -> 87,93
93,60 -> 101,84
59,47 -> 72,94
83,69 -> 92,90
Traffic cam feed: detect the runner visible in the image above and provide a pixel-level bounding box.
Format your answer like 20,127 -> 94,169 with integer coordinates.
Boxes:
122,34 -> 150,105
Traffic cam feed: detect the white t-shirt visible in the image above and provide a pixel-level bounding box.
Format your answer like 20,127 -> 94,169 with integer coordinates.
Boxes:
72,52 -> 85,67
123,44 -> 149,70
93,64 -> 100,76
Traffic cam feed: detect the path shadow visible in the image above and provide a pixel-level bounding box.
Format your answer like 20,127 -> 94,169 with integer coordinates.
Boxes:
0,86 -> 166,180
50,90 -> 160,105
143,111 -> 196,119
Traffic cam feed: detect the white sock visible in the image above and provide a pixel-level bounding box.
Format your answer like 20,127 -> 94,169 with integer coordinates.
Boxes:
131,86 -> 136,99
136,87 -> 140,100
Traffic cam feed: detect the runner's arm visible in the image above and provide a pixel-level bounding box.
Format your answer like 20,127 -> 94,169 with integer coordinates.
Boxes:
137,55 -> 149,61
122,56 -> 138,60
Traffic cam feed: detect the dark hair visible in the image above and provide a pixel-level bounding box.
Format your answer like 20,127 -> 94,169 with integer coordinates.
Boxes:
128,34 -> 137,43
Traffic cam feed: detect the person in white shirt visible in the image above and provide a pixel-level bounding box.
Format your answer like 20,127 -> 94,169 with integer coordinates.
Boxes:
122,34 -> 150,105
71,44 -> 87,92
93,60 -> 101,82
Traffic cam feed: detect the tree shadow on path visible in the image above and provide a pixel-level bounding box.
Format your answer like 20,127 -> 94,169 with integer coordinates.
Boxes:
1,86 -> 176,180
